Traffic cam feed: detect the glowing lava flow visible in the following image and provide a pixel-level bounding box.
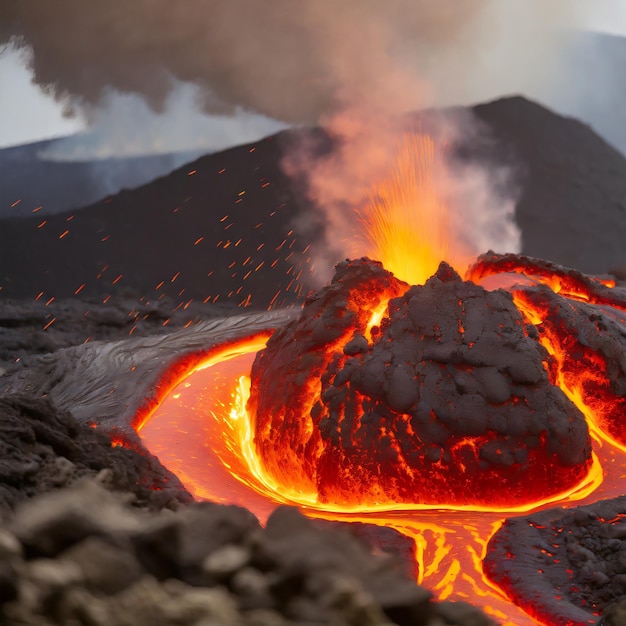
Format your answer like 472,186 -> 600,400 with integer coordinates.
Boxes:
512,290 -> 626,455
136,135 -> 626,625
248,260 -> 598,511
138,272 -> 626,625
139,326 -> 618,626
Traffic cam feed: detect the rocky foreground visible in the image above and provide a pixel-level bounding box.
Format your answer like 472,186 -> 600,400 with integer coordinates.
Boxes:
2,290 -> 626,625
0,296 -> 498,626
0,478 -> 497,626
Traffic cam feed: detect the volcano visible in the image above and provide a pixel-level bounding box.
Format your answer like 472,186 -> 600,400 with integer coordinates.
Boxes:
5,96 -> 626,626
2,96 -> 626,308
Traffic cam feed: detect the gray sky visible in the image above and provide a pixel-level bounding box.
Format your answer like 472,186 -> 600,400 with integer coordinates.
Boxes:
0,48 -> 288,153
1,1 -> 626,151
0,47 -> 83,147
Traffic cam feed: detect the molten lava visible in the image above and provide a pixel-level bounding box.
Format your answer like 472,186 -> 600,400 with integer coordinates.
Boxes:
136,133 -> 626,625
138,254 -> 625,624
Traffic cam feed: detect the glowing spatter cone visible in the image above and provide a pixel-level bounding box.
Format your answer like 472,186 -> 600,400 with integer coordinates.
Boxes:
350,133 -> 470,286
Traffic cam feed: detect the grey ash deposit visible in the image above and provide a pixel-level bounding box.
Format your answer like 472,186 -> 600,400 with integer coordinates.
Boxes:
250,258 -> 591,506
0,295 -> 241,374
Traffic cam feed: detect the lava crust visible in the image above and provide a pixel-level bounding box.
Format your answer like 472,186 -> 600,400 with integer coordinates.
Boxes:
484,495 -> 626,625
469,252 -> 626,448
249,259 -> 592,507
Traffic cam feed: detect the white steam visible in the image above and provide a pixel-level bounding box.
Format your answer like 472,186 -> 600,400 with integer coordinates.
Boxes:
38,82 -> 288,161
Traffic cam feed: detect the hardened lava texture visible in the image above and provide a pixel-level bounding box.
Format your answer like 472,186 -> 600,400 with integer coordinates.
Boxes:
484,496 -> 626,625
249,259 -> 592,506
470,251 -> 626,447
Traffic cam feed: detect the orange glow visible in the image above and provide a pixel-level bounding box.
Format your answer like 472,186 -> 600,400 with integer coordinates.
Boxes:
249,261 -> 408,498
139,333 -> 617,626
249,261 -> 596,511
133,332 -> 274,433
349,134 -> 471,285
134,142 -> 626,624
234,373 -> 603,514
364,298 -> 389,341
466,253 -> 626,311
512,290 -> 626,452
467,252 -> 626,451
137,258 -> 626,626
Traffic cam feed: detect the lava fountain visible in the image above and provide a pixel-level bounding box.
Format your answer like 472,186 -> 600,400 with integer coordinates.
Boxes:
137,133 -> 626,625
347,133 -> 471,286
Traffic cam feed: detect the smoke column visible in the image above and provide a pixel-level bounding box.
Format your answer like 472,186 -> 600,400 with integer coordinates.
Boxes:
0,1 -> 601,122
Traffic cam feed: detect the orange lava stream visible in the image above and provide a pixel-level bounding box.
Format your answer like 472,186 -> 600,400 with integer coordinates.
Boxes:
465,254 -> 624,312
224,372 -> 602,516
515,291 -> 626,449
138,333 -> 624,626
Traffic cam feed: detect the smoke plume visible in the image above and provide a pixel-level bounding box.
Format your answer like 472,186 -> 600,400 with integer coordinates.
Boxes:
38,83 -> 288,161
283,107 -> 521,284
1,0 -> 593,123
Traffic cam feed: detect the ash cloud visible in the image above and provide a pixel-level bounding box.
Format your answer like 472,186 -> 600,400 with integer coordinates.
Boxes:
0,0 -> 597,124
0,0 -> 491,123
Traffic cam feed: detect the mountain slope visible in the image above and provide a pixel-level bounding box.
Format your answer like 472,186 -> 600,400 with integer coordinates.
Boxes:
0,137 -> 201,218
2,96 -> 626,308
0,130 -> 316,308
471,96 -> 626,273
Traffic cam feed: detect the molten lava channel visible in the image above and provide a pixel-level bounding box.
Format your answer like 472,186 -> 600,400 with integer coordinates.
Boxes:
138,256 -> 626,625
136,132 -> 626,625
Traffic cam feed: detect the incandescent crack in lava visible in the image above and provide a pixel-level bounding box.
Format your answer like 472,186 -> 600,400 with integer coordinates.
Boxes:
248,258 -> 592,507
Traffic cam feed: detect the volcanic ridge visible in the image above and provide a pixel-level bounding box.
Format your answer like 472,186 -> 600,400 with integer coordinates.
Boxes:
2,96 -> 626,309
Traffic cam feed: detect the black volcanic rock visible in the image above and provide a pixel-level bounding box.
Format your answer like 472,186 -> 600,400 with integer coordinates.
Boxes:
249,259 -> 592,507
512,284 -> 626,447
0,395 -> 191,512
0,482 -> 496,626
0,294 -> 238,372
468,251 -> 626,448
469,96 -> 626,274
3,96 -> 626,308
484,496 -> 626,625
